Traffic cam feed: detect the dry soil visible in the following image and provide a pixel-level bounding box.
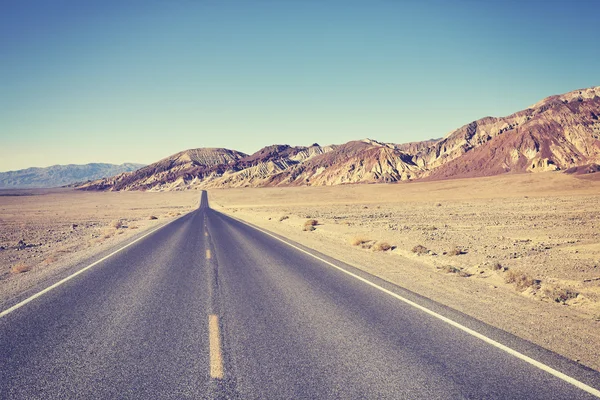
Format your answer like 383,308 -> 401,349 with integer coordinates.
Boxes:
0,188 -> 199,306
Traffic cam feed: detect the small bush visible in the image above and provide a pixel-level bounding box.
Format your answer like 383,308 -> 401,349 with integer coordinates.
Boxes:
490,262 -> 504,271
438,265 -> 470,277
372,242 -> 392,252
447,247 -> 466,256
304,219 -> 318,227
440,265 -> 460,274
412,245 -> 429,255
148,215 -> 158,220
350,237 -> 374,249
303,219 -> 318,230
279,215 -> 289,222
111,220 -> 123,229
11,263 -> 30,274
102,227 -> 115,239
504,269 -> 538,291
543,286 -> 578,304
351,237 -> 371,246
43,255 -> 58,264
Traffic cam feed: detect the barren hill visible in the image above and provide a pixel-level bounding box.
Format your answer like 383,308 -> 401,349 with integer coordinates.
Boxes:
0,163 -> 144,189
420,87 -> 600,180
251,139 -> 423,186
79,86 -> 600,191
79,148 -> 246,191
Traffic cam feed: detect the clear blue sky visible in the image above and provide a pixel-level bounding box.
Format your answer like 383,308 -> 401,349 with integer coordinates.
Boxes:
1,0 -> 599,171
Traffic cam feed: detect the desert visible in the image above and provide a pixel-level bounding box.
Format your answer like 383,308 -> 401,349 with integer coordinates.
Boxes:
208,172 -> 600,370
0,189 -> 199,308
3,173 -> 600,371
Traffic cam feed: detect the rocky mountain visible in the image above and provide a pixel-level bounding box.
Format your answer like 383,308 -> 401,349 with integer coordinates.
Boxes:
0,163 -> 145,189
79,145 -> 335,191
207,144 -> 336,188
418,86 -> 600,180
79,148 -> 246,191
79,86 -> 600,191
210,140 -> 423,187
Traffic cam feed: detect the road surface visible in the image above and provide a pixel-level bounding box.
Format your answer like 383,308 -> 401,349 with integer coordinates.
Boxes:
1,191 -> 599,399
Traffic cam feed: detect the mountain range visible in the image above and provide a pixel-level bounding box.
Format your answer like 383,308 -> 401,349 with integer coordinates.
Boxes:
0,163 -> 145,189
77,85 -> 600,191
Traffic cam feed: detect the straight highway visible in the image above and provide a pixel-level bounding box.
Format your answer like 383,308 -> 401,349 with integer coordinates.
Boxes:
1,191 -> 599,399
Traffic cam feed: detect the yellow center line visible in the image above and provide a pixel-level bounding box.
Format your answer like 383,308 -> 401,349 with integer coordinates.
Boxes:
206,249 -> 211,259
209,314 -> 224,379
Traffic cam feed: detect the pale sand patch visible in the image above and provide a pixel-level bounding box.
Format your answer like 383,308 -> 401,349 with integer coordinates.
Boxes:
0,188 -> 199,306
209,172 -> 600,371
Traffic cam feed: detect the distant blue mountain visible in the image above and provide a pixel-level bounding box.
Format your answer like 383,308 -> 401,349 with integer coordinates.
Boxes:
0,163 -> 145,189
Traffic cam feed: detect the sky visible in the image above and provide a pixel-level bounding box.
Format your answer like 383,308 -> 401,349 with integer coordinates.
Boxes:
1,0 -> 599,172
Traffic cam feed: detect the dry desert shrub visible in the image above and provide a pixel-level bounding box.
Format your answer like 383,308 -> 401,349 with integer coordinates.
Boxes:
504,269 -> 538,291
350,236 -> 374,249
438,265 -> 470,277
148,215 -> 158,220
490,262 -> 504,271
412,244 -> 429,255
11,263 -> 30,274
102,227 -> 115,239
43,254 -> 59,264
279,215 -> 289,222
303,219 -> 318,231
372,242 -> 392,252
110,219 -> 123,229
350,236 -> 370,246
543,285 -> 579,304
447,247 -> 466,256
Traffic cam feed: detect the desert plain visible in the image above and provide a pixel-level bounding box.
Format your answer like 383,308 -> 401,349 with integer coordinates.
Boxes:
0,189 -> 199,307
209,172 -> 600,370
2,172 -> 600,370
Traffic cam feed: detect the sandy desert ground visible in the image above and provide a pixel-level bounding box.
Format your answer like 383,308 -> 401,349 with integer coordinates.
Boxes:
0,189 -> 199,307
209,172 -> 600,371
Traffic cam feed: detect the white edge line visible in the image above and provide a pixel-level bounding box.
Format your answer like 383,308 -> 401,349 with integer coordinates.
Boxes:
0,212 -> 191,319
224,212 -> 600,398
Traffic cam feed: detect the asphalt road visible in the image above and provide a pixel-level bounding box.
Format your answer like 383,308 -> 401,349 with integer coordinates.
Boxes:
1,190 -> 600,399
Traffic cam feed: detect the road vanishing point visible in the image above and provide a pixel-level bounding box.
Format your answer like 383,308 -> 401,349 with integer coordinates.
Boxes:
1,191 -> 600,399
